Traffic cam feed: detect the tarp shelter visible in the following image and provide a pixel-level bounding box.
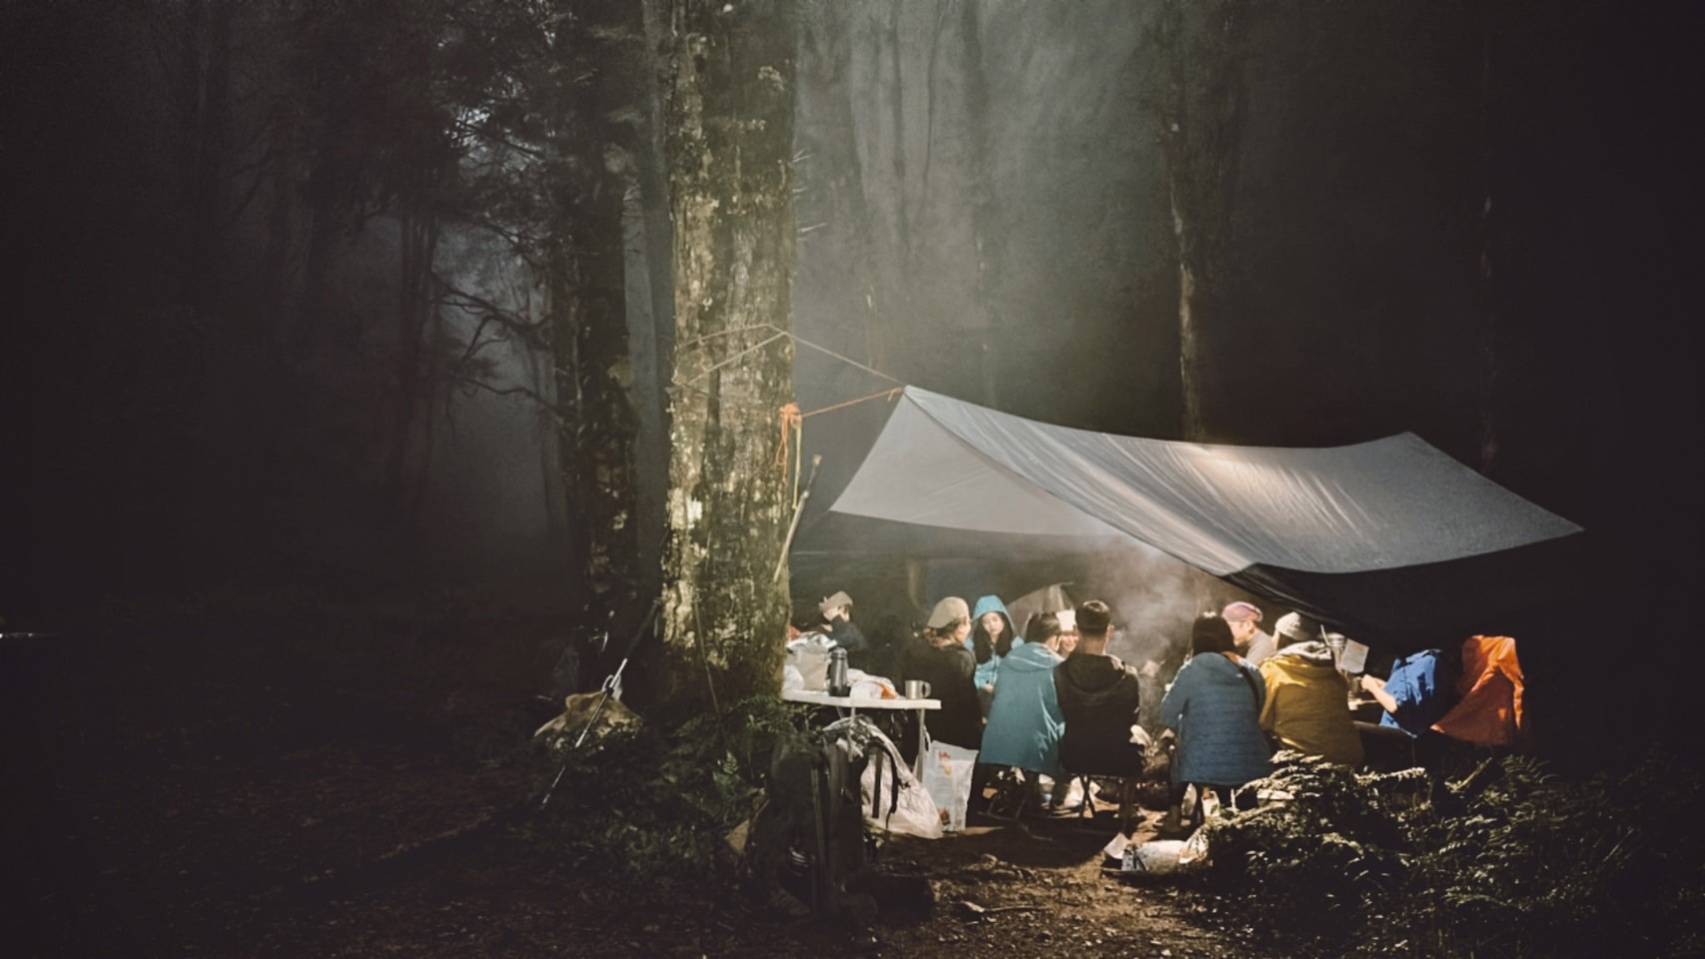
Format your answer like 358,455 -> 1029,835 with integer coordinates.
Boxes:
823,387 -> 1585,646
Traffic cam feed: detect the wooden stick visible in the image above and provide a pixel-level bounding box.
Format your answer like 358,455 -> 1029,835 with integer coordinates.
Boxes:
773,454 -> 823,583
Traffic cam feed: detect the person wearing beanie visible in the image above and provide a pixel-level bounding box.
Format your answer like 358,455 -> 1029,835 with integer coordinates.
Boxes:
1257,611 -> 1364,766
1222,601 -> 1275,666
897,597 -> 983,752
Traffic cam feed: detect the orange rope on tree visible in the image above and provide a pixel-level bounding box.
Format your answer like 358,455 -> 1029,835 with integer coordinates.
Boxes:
775,402 -> 802,471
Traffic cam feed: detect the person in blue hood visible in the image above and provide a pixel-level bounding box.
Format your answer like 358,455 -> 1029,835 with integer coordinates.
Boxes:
967,595 -> 1018,708
981,613 -> 1069,782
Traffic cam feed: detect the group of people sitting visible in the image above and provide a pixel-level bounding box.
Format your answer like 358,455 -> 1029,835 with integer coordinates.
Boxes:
1158,603 -> 1529,832
892,595 -> 1146,832
805,589 -> 1529,842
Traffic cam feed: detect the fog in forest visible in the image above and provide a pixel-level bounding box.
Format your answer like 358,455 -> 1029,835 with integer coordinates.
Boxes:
8,0 -> 1701,699
6,2 -> 1705,955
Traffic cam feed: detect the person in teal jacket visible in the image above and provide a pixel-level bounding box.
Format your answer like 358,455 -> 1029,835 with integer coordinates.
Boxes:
980,613 -> 1068,778
967,594 -> 1018,705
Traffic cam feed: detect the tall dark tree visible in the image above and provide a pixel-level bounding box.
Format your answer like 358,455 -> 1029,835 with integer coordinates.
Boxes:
1145,0 -> 1253,441
657,0 -> 798,705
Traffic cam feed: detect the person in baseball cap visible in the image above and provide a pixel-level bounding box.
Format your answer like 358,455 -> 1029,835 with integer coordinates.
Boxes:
896,597 -> 981,752
924,595 -> 971,630
816,590 -> 867,660
1222,601 -> 1275,666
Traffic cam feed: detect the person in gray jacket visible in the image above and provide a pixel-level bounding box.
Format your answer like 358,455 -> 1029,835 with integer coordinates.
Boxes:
1223,601 -> 1275,666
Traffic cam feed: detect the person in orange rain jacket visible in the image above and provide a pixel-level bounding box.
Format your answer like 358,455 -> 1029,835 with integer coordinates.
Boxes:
1431,635 -> 1528,749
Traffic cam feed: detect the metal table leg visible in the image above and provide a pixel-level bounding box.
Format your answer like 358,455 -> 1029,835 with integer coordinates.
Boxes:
913,707 -> 927,778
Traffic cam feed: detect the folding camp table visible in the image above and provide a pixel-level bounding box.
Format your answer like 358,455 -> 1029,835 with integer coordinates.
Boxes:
780,689 -> 940,776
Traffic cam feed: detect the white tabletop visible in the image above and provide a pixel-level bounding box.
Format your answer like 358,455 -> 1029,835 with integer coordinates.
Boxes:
781,689 -> 940,711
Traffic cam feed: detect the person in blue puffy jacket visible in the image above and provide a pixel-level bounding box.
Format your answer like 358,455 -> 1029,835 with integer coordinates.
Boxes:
1161,613 -> 1272,830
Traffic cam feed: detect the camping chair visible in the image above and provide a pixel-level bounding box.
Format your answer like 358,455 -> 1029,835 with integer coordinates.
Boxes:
1061,766 -> 1139,836
982,767 -> 1073,822
981,767 -> 1026,822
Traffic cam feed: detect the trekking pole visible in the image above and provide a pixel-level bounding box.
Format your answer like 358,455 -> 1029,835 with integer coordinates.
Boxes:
537,597 -> 662,811
773,454 -> 823,583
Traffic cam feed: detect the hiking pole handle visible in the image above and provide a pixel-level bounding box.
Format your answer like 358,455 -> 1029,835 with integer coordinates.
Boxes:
537,601 -> 660,812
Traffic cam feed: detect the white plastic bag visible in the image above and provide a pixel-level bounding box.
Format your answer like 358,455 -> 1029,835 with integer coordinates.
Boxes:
920,740 -> 979,833
1125,839 -> 1186,876
859,738 -> 943,839
785,634 -> 834,691
1178,825 -> 1212,866
1123,829 -> 1211,878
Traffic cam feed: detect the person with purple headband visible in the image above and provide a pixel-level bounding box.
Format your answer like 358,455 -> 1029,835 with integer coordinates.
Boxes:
1223,601 -> 1275,666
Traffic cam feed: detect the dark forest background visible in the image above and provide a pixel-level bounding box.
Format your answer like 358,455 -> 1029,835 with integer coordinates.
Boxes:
5,0 -> 1702,748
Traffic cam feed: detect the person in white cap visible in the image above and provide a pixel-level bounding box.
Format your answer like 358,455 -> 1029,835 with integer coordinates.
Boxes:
1222,601 -> 1275,666
1054,608 -> 1080,657
897,597 -> 982,751
817,590 -> 868,662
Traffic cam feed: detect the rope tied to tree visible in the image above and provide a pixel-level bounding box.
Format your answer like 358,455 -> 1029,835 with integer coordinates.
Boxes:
775,402 -> 802,473
801,386 -> 904,419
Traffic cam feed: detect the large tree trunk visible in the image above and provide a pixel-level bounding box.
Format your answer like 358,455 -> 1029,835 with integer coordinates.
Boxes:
959,0 -> 1004,409
542,0 -> 657,674
655,0 -> 797,707
1150,0 -> 1251,441
385,209 -> 439,507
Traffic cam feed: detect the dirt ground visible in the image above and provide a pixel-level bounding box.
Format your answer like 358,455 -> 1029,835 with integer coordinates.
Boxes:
6,628 -> 1281,959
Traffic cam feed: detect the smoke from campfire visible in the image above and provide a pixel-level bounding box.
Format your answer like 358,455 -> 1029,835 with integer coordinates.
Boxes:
1082,542 -> 1209,670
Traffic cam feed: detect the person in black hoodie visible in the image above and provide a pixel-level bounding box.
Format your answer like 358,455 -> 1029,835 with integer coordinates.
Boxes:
1055,600 -> 1144,836
816,590 -> 869,666
896,596 -> 983,752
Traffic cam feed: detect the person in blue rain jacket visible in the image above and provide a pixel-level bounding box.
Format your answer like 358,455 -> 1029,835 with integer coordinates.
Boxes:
980,612 -> 1068,777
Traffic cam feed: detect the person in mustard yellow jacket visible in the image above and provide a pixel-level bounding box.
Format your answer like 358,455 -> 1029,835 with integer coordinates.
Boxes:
1258,612 -> 1363,766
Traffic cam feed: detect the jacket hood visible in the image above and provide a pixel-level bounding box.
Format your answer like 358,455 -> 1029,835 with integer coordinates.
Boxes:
972,595 -> 1014,627
1268,640 -> 1338,671
1057,652 -> 1128,694
968,595 -> 1018,655
1002,639 -> 1063,673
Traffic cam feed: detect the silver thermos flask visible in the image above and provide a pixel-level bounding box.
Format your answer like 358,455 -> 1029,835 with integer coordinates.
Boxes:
828,647 -> 851,697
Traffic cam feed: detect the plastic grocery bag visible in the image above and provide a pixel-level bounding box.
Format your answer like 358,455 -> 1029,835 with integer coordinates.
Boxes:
1123,828 -> 1211,879
785,634 -> 834,691
858,729 -> 943,839
920,740 -> 980,833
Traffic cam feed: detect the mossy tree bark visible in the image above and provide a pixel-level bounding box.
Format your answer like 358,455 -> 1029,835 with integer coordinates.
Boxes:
656,0 -> 797,707
549,0 -> 653,659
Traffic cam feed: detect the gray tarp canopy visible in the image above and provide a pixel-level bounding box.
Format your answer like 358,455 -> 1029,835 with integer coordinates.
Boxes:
823,387 -> 1585,644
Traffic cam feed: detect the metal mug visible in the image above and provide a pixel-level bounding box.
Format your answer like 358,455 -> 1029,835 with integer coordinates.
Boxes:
904,679 -> 931,700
